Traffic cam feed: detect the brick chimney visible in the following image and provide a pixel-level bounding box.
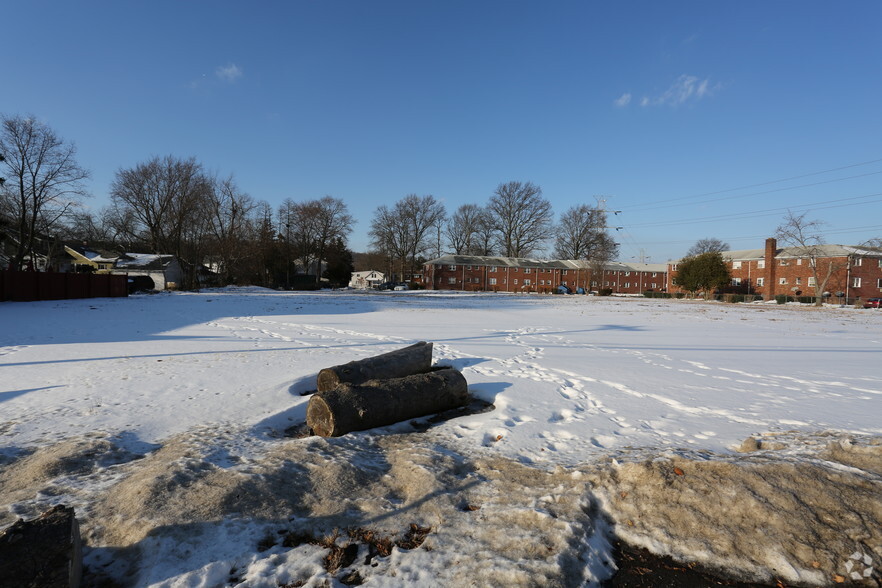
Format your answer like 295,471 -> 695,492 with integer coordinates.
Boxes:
764,237 -> 777,301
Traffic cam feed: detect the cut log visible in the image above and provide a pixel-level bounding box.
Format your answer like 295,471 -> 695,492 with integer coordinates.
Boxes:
0,505 -> 82,588
316,341 -> 433,392
307,367 -> 469,437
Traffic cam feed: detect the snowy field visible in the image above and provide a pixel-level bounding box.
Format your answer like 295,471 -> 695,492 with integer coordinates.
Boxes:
1,289 -> 881,586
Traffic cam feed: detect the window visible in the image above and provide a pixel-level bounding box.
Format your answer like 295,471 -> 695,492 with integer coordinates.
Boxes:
732,261 -> 742,269
779,277 -> 788,285
877,278 -> 882,288
780,260 -> 789,266
878,259 -> 882,268
624,282 -> 630,288
489,278 -> 497,286
524,279 -> 532,285
732,278 -> 742,286
489,266 -> 497,272
756,278 -> 765,287
651,283 -> 657,289
524,268 -> 531,274
808,277 -> 816,286
652,272 -> 658,277
625,271 -> 631,276
448,265 -> 457,271
671,264 -> 678,271
562,269 -> 568,275
758,260 -> 765,269
795,277 -> 801,285
539,279 -> 546,286
797,258 -> 802,266
604,281 -> 610,287
591,281 -> 598,287
853,257 -> 862,266
853,277 -> 862,288
448,277 -> 457,284
513,279 -> 518,285
466,265 -> 472,270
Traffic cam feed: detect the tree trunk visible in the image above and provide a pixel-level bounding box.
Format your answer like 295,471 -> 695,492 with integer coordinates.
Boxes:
307,367 -> 469,437
316,341 -> 433,392
0,505 -> 82,588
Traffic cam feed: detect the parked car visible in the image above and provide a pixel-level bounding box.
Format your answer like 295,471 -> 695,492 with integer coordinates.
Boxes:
375,282 -> 395,291
393,282 -> 409,291
863,298 -> 881,308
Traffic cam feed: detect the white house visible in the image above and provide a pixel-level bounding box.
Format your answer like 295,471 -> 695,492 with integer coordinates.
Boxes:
349,270 -> 385,289
112,253 -> 184,290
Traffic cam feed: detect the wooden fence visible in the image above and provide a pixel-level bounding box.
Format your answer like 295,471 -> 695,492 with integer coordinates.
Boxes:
0,272 -> 128,302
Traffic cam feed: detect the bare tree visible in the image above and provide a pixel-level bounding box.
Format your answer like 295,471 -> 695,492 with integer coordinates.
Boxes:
205,176 -> 256,284
553,204 -> 619,261
281,196 -> 354,286
446,204 -> 486,255
685,237 -> 730,258
110,155 -> 212,287
0,115 -> 89,270
487,181 -> 552,258
369,194 -> 446,281
775,210 -> 842,306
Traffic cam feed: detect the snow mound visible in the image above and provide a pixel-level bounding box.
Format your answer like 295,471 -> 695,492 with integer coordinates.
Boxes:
593,436 -> 882,586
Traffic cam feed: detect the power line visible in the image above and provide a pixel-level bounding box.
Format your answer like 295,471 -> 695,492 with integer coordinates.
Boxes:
618,157 -> 882,211
625,191 -> 882,229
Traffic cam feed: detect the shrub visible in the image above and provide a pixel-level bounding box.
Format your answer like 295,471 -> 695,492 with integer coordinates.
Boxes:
598,288 -> 613,297
775,294 -> 788,304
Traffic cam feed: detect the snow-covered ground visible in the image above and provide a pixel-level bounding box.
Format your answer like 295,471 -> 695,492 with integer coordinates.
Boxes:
1,289 -> 880,586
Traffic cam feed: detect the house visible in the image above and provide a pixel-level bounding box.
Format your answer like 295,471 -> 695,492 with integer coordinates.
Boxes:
667,238 -> 882,301
64,245 -> 118,273
349,270 -> 385,289
111,253 -> 184,290
422,255 -> 668,295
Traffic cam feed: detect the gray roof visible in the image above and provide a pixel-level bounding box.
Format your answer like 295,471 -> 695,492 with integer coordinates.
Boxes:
721,244 -> 882,262
425,255 -> 668,273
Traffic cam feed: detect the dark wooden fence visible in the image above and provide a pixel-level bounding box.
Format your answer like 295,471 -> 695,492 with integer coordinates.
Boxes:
0,272 -> 128,302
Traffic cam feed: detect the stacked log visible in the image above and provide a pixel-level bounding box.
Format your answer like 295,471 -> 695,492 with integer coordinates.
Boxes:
316,341 -> 433,392
307,342 -> 470,437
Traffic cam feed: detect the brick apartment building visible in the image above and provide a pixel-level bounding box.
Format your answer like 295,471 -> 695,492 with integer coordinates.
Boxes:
668,238 -> 882,301
422,255 -> 668,294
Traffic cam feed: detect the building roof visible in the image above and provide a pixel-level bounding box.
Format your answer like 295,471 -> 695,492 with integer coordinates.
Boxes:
720,244 -> 882,262
425,254 -> 668,273
115,253 -> 177,270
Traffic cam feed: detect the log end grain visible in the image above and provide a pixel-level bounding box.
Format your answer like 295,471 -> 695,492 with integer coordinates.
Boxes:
306,394 -> 337,437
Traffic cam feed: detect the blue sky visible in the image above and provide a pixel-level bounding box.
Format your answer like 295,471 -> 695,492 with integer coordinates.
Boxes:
5,1 -> 881,261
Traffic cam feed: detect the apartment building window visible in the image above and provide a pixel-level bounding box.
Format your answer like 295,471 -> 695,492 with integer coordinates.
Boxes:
448,265 -> 457,271
732,278 -> 742,286
652,272 -> 658,277
524,268 -> 531,274
625,271 -> 631,276
604,281 -> 610,287
489,278 -> 497,286
779,277 -> 788,285
562,269 -> 568,275
448,277 -> 457,284
854,257 -> 862,266
877,278 -> 882,288
624,282 -> 630,288
808,277 -> 816,287
878,259 -> 882,268
671,264 -> 678,271
651,283 -> 657,289
780,260 -> 789,266
756,278 -> 765,287
466,265 -> 472,270
732,261 -> 742,269
591,281 -> 598,287
795,277 -> 801,285
489,266 -> 497,272
853,277 -> 862,288
513,279 -> 518,285
797,259 -> 802,265
524,279 -> 531,285
758,260 -> 765,269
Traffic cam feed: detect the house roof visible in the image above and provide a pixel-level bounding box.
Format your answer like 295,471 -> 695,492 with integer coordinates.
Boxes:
425,255 -> 668,273
115,253 -> 177,270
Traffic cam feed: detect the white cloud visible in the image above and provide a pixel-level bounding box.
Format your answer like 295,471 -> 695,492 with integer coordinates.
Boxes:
614,93 -> 632,107
215,63 -> 243,83
650,74 -> 719,107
